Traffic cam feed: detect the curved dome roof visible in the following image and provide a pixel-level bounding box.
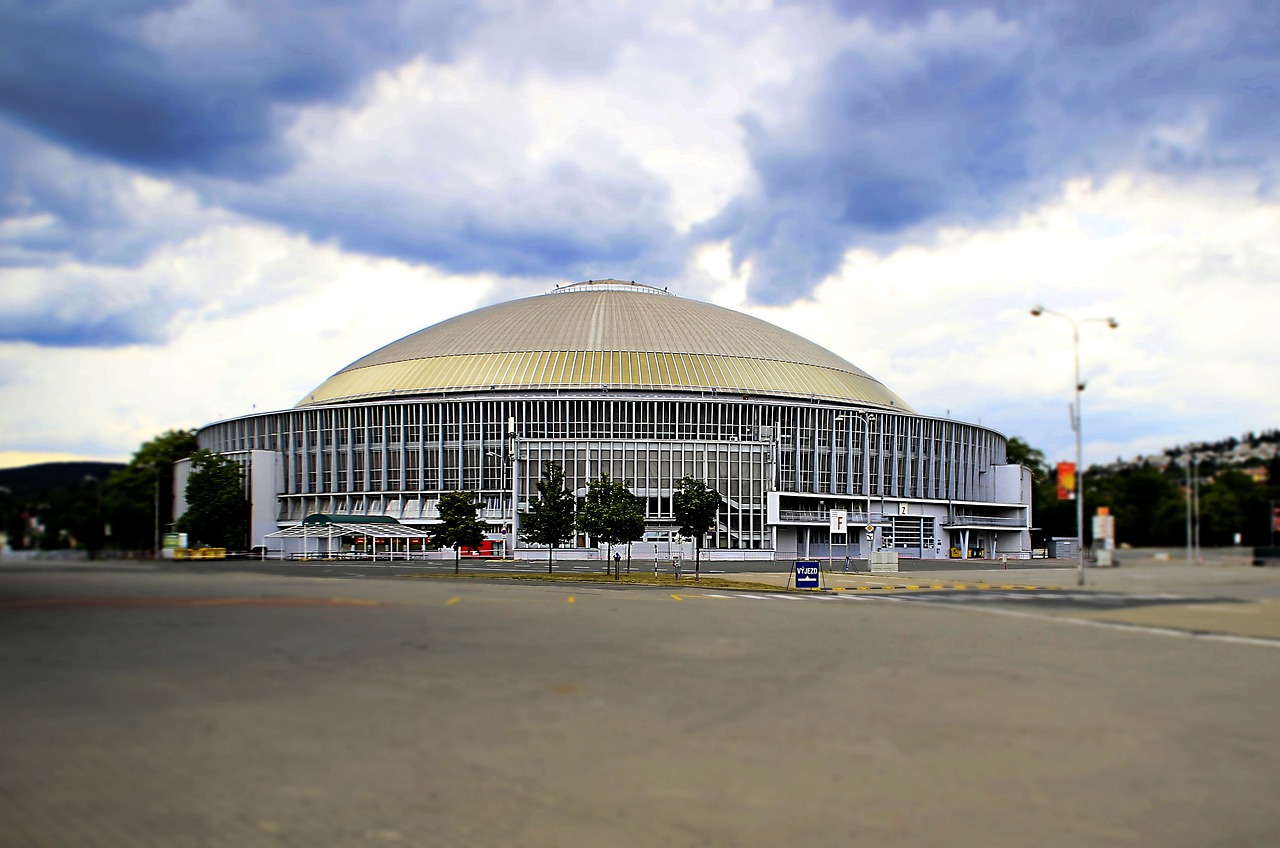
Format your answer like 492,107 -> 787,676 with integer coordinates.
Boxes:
299,280 -> 913,410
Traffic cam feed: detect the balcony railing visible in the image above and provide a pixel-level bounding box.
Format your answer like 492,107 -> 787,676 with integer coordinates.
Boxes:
777,510 -> 878,525
945,514 -> 1026,527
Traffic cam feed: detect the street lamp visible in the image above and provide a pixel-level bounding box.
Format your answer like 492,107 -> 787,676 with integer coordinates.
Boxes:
485,449 -> 510,557
83,475 -> 104,557
507,417 -> 519,557
1030,305 -> 1119,586
485,421 -> 519,559
835,411 -> 877,551
1185,451 -> 1201,564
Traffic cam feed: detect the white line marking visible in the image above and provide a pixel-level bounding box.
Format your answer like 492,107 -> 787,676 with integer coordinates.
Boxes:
884,596 -> 1280,649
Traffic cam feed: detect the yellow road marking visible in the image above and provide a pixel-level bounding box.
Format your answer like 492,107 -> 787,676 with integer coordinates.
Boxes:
671,594 -> 683,601
445,597 -> 460,605
567,596 -> 575,604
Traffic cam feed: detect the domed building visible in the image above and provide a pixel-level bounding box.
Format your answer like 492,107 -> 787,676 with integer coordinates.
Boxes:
195,280 -> 1031,561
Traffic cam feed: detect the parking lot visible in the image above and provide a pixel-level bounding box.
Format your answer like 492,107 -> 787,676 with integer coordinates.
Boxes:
2,554 -> 1278,846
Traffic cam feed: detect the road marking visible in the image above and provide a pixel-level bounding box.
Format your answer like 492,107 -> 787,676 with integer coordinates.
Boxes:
445,597 -> 461,605
0,596 -> 390,609
567,596 -> 575,604
671,594 -> 683,601
876,594 -> 1280,649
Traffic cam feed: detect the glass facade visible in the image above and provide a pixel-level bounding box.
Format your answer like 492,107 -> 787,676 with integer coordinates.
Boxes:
199,392 -> 1008,551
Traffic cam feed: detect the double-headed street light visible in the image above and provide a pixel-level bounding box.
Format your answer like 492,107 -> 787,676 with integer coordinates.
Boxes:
486,416 -> 520,558
835,411 -> 877,551
1030,305 -> 1119,586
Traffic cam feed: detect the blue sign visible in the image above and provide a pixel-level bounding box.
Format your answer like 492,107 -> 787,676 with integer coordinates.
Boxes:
795,560 -> 820,589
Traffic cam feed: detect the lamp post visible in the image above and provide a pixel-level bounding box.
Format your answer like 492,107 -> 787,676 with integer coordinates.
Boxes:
82,474 -> 104,557
486,449 -> 509,557
1185,452 -> 1200,564
836,411 -> 877,556
153,465 -> 161,559
1030,305 -> 1118,586
507,417 -> 519,558
485,419 -> 519,559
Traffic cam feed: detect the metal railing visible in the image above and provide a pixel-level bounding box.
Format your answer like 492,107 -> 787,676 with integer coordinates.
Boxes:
946,515 -> 1026,527
777,510 -> 878,524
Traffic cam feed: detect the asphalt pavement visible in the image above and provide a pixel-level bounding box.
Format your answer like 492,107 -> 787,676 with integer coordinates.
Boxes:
2,554 -> 1279,846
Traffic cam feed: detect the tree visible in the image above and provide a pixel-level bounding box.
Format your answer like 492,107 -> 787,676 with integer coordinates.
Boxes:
1006,436 -> 1048,479
1007,436 -> 1073,545
176,450 -> 249,549
520,462 -> 577,573
674,475 -> 724,580
102,429 -> 198,551
576,474 -> 645,579
1199,469 -> 1264,545
436,490 -> 487,574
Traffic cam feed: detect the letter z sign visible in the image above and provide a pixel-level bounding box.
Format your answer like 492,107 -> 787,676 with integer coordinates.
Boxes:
795,560 -> 820,589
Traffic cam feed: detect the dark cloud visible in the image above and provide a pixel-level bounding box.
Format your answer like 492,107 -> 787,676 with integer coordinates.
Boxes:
0,122 -> 232,271
0,0 -> 479,177
0,0 -> 677,311
703,36 -> 1034,304
0,281 -> 189,348
219,155 -> 686,283
3,0 -> 1279,346
711,0 -> 1280,303
0,313 -> 161,348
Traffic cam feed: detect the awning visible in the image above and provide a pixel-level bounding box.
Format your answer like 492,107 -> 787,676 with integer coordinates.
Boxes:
265,522 -> 434,539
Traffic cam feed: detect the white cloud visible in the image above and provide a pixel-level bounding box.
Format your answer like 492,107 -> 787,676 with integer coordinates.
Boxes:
0,228 -> 491,466
706,171 -> 1280,465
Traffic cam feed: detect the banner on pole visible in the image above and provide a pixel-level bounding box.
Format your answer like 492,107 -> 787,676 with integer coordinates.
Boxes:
1057,462 -> 1077,500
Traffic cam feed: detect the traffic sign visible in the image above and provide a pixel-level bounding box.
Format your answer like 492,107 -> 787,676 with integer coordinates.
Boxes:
795,560 -> 820,589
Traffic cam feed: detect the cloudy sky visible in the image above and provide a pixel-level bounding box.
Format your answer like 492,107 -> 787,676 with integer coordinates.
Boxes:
2,0 -> 1278,470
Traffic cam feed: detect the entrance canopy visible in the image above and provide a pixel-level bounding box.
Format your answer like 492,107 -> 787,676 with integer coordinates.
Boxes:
266,513 -> 434,540
265,514 -> 436,560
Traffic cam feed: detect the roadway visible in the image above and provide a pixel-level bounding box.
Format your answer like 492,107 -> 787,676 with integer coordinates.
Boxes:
2,556 -> 1279,846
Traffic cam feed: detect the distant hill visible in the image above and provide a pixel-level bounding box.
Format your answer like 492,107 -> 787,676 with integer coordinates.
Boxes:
1100,429 -> 1280,475
0,462 -> 126,495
